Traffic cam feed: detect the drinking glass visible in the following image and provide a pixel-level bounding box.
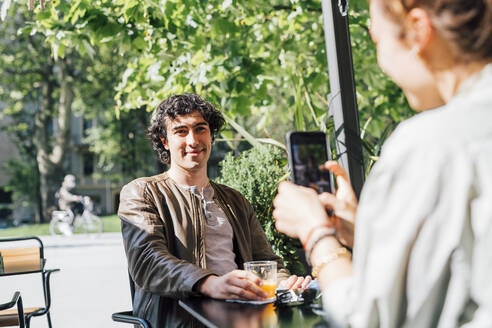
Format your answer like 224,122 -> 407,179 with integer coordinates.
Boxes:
244,261 -> 277,300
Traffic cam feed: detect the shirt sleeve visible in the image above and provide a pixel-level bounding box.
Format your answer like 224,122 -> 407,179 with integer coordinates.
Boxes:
322,277 -> 354,324
466,145 -> 492,327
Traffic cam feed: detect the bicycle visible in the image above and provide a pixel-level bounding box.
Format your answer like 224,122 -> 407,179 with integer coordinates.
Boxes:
50,196 -> 103,236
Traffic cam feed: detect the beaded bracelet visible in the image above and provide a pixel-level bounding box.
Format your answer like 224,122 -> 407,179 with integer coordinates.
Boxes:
311,247 -> 350,278
301,224 -> 332,249
304,227 -> 336,266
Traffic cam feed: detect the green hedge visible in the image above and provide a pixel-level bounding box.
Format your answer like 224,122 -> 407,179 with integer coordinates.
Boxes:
217,145 -> 306,274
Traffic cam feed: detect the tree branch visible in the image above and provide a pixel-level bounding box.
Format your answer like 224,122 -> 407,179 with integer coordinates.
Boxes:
3,67 -> 43,75
354,21 -> 370,34
272,5 -> 322,13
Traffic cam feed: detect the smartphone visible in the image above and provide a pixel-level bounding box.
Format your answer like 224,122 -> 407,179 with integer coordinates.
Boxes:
286,131 -> 333,194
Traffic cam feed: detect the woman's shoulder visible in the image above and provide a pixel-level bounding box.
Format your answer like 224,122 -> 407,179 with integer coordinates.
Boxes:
384,98 -> 492,159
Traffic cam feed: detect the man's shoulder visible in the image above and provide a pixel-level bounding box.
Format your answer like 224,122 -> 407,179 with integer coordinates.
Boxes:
212,182 -> 243,197
212,182 -> 250,208
121,173 -> 169,197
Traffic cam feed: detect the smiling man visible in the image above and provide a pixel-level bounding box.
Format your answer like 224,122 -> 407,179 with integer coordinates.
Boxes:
118,93 -> 308,325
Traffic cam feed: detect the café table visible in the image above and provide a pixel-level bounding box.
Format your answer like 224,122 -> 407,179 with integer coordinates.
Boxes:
178,297 -> 332,328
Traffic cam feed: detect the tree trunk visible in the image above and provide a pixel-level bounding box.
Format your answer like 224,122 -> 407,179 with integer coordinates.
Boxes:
34,58 -> 74,222
34,163 -> 43,223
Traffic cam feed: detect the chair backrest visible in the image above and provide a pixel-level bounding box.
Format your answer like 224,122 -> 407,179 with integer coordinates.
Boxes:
0,237 -> 44,275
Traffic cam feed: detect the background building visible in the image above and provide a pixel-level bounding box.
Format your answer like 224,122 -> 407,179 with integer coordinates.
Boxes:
67,115 -> 125,216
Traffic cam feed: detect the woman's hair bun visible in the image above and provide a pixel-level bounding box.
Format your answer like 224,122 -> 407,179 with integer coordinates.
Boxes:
388,0 -> 492,61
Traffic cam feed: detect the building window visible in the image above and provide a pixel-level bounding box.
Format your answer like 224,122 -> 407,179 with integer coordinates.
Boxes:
83,118 -> 93,139
83,152 -> 95,176
0,187 -> 12,204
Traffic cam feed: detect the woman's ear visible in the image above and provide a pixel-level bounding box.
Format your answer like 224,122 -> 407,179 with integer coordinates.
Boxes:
405,8 -> 434,54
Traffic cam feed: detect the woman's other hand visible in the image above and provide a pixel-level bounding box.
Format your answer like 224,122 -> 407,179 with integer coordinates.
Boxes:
319,161 -> 357,248
278,275 -> 312,290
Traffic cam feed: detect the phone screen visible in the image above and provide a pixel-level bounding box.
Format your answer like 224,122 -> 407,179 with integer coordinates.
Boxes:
287,132 -> 332,194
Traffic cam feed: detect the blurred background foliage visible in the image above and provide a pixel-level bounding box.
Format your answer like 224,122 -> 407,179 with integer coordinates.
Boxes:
0,0 -> 413,231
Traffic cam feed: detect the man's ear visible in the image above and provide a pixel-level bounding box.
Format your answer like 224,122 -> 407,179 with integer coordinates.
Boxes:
160,136 -> 169,150
406,8 -> 434,54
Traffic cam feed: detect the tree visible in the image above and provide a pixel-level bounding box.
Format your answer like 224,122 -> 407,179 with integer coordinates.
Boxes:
37,0 -> 412,167
0,6 -> 72,221
0,2 -> 126,221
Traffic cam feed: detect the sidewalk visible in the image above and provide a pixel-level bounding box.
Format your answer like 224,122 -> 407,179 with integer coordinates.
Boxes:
0,233 -> 131,327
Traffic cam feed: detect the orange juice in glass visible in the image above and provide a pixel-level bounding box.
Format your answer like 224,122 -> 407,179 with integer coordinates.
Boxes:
244,261 -> 277,301
260,280 -> 277,299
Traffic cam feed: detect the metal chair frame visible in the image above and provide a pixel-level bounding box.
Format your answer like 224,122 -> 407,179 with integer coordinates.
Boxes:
0,236 -> 60,328
0,291 -> 25,328
111,272 -> 151,328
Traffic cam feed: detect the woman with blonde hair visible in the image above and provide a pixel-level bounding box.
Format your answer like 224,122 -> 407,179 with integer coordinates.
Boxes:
273,0 -> 492,326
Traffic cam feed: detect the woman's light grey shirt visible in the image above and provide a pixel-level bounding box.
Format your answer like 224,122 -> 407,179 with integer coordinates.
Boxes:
323,64 -> 492,327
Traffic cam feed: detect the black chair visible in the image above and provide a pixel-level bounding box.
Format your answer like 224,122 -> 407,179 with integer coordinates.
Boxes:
0,236 -> 60,328
0,291 -> 25,328
111,273 -> 151,328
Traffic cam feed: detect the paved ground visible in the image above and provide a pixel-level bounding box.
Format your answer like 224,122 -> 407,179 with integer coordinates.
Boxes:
0,233 -> 132,327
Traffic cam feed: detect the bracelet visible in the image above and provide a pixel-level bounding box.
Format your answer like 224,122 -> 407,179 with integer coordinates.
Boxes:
305,228 -> 336,266
311,248 -> 350,278
302,224 -> 332,249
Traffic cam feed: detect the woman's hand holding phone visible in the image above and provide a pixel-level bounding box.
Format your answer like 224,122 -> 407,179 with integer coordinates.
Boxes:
273,181 -> 332,242
273,160 -> 357,249
318,161 -> 357,248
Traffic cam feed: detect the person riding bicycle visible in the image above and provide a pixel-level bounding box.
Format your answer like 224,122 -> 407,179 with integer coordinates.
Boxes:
51,175 -> 102,236
56,174 -> 85,223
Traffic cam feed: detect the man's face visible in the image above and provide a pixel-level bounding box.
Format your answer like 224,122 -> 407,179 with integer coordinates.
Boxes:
160,111 -> 212,172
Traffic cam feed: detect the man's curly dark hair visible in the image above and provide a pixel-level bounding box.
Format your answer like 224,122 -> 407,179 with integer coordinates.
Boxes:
148,93 -> 225,164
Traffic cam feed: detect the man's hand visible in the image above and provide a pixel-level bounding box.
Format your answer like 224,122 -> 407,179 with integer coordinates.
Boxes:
278,275 -> 312,290
198,270 -> 268,300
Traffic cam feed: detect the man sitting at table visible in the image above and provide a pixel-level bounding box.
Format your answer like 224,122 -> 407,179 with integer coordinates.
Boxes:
118,93 -> 310,323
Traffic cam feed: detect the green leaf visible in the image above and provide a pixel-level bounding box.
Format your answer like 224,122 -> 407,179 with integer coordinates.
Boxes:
256,138 -> 286,150
294,77 -> 305,131
223,115 -> 261,148
132,36 -> 147,50
190,49 -> 205,66
82,39 -> 95,59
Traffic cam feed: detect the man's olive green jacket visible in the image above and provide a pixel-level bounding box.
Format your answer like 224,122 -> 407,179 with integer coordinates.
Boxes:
118,172 -> 289,325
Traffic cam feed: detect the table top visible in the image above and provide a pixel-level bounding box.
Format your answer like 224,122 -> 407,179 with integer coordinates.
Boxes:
179,297 -> 331,328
